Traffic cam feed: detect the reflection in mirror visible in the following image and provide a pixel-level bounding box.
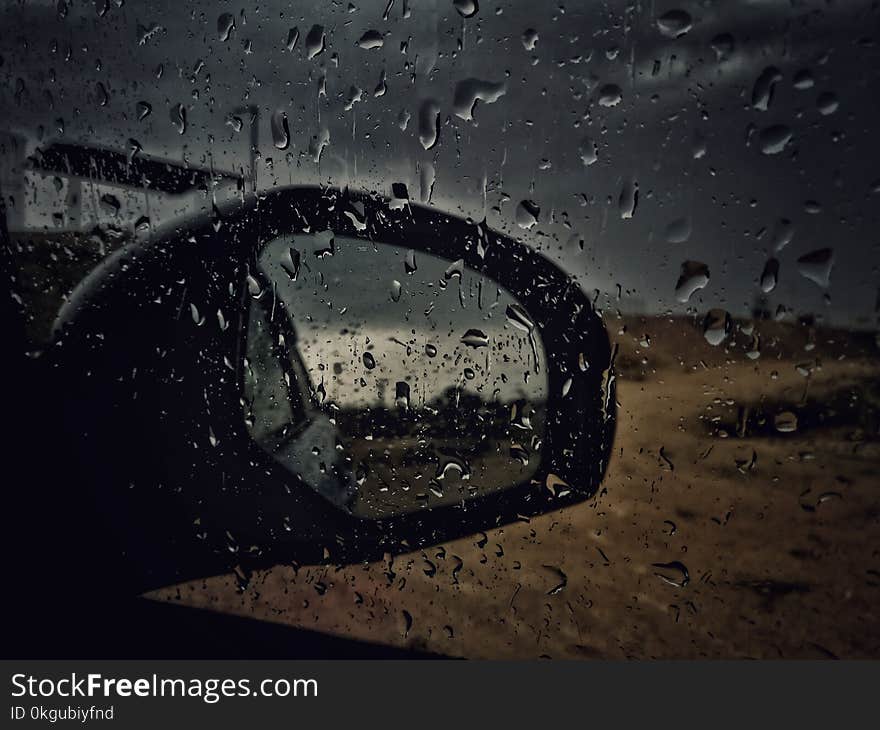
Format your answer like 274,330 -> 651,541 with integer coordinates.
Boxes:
244,232 -> 548,519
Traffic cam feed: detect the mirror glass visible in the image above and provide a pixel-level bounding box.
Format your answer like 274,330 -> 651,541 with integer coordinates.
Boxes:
243,232 -> 549,519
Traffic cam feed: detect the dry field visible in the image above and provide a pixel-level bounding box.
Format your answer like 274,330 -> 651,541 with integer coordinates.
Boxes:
152,313 -> 880,658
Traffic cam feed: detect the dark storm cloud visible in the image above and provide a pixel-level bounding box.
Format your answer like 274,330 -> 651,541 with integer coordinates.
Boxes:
1,0 -> 877,326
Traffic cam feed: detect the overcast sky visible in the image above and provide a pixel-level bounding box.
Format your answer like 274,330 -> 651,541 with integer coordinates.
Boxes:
2,0 -> 879,327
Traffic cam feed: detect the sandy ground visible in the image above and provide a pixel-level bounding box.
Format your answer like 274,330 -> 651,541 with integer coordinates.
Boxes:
150,314 -> 880,658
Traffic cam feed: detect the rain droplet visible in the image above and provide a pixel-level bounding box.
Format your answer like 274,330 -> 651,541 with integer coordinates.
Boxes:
286,27 -> 300,51
774,411 -> 798,433
816,91 -> 839,116
772,218 -> 795,252
281,247 -> 301,281
305,24 -> 325,59
425,343 -> 438,358
652,561 -> 690,588
363,352 -> 376,370
309,128 -> 330,163
674,261 -> 710,302
357,30 -> 384,49
664,216 -> 691,243
390,280 -> 403,302
217,12 -> 235,42
597,84 -> 622,107
246,274 -> 263,299
522,28 -> 538,51
792,69 -> 814,90
404,250 -> 417,274
796,248 -> 834,288
710,33 -> 734,61
515,200 -> 540,229
656,9 -> 692,39
444,259 -> 464,281
395,381 -> 411,409
759,125 -> 792,155
398,109 -> 411,131
452,78 -> 506,121
453,0 -> 478,18
760,258 -> 779,293
618,180 -> 638,219
419,162 -> 435,202
170,103 -> 186,135
270,110 -> 290,150
579,137 -> 598,166
752,66 -> 782,111
505,303 -> 535,333
136,101 -> 152,120
460,329 -> 489,348
418,99 -> 440,150
703,309 -> 731,346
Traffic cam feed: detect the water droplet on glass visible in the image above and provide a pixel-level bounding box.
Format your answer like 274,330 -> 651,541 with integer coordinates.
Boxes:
652,561 -> 690,587
772,218 -> 795,252
270,110 -> 290,150
618,180 -> 638,219
461,329 -> 489,348
665,216 -> 691,243
246,274 -> 263,299
793,69 -> 814,90
598,84 -> 622,107
136,101 -> 152,120
515,199 -> 540,229
305,24 -> 325,59
522,28 -> 538,51
759,125 -> 792,155
579,137 -> 598,166
309,128 -> 330,163
390,280 -> 402,302
286,26 -> 300,51
420,161 -> 436,202
816,91 -> 839,116
170,103 -> 186,135
418,99 -> 440,150
760,258 -> 779,293
444,259 -> 464,281
398,109 -> 411,131
710,33 -> 734,61
703,309 -> 731,346
425,343 -> 438,358
774,411 -> 798,433
752,66 -> 782,111
357,30 -> 384,49
363,352 -> 376,370
395,381 -> 411,409
674,261 -> 710,303
656,10 -> 692,39
506,303 -> 536,333
404,249 -> 417,274
281,247 -> 301,281
796,248 -> 834,288
217,12 -> 235,42
453,0 -> 478,18
452,78 -> 506,121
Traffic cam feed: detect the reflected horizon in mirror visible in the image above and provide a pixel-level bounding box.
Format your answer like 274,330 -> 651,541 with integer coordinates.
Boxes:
247,233 -> 549,518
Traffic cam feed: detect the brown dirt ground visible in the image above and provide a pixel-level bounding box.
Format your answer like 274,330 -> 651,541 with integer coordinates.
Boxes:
151,314 -> 880,658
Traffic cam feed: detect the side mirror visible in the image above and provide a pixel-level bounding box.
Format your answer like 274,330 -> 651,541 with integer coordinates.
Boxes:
246,233 -> 550,518
48,187 -> 615,590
